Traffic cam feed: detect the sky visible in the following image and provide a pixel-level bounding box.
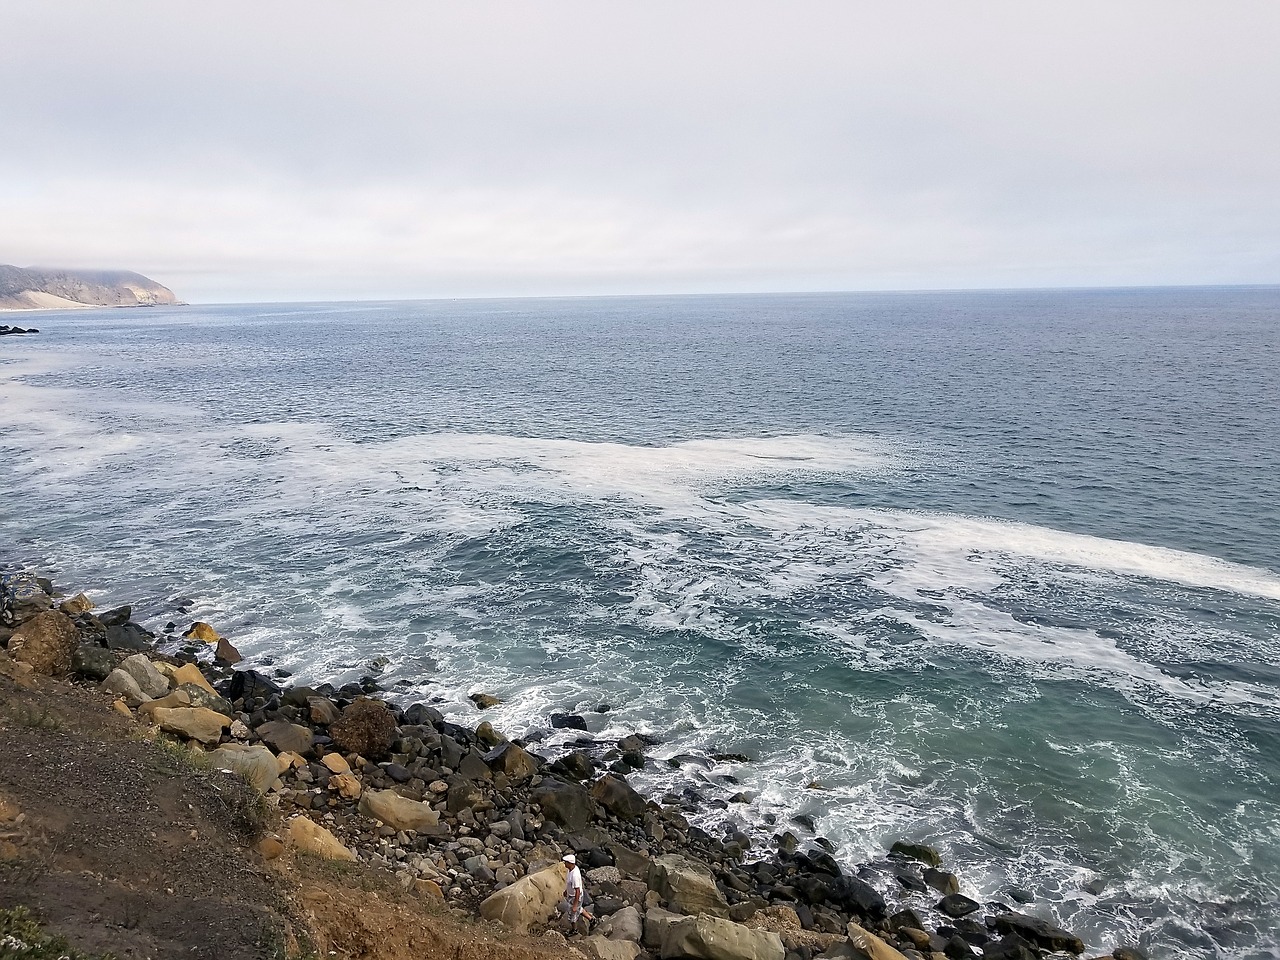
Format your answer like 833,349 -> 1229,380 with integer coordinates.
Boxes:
2,1 -> 1279,303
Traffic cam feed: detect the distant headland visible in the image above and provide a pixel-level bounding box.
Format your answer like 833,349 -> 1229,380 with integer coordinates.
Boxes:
0,264 -> 182,311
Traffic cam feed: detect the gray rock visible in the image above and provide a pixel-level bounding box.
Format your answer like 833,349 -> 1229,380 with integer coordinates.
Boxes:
72,643 -> 117,682
105,622 -> 153,651
118,654 -> 169,698
257,718 -> 314,755
102,667 -> 150,706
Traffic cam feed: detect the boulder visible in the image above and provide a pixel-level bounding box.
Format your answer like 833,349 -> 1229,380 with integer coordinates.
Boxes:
226,669 -> 282,703
470,692 -> 501,709
72,643 -> 117,681
118,654 -> 169,699
485,742 -> 539,780
177,682 -> 235,716
581,937 -> 642,960
184,621 -> 221,643
476,720 -> 506,746
550,712 -> 588,730
59,593 -> 95,616
649,854 -> 730,918
591,773 -> 648,820
102,667 -> 151,706
308,696 -> 340,725
168,662 -> 217,696
330,773 -> 362,799
288,816 -> 356,862
478,863 -> 567,933
105,623 -> 153,651
532,777 -> 596,830
605,904 -> 644,942
209,743 -> 280,792
153,706 -> 230,744
214,637 -> 242,665
138,688 -> 195,720
989,914 -> 1084,955
644,907 -> 684,949
923,868 -> 959,896
329,699 -> 397,759
8,611 -> 78,676
937,894 -> 980,918
846,921 -> 912,960
660,916 -> 784,960
359,789 -> 440,832
257,719 -> 314,755
889,841 -> 941,867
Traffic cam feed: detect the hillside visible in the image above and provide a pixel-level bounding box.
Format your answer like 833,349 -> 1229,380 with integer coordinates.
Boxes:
0,264 -> 182,310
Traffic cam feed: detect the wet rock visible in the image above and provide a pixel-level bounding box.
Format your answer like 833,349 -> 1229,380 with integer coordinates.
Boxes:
937,894 -> 981,918
555,749 -> 596,781
183,621 -> 221,643
470,692 -> 501,709
214,636 -> 243,665
476,720 -> 506,746
402,702 -> 442,726
989,913 -> 1084,955
100,604 -> 132,627
8,611 -> 79,676
890,841 -> 942,867
924,867 -> 960,896
550,712 -> 588,730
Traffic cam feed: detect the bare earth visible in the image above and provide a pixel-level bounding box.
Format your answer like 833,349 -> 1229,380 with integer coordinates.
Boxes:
0,668 -> 567,960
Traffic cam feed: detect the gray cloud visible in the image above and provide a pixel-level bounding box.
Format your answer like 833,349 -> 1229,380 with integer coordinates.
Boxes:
2,1 -> 1278,301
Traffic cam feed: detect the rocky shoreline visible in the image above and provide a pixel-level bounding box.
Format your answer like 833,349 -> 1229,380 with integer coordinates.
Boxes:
0,571 -> 1144,960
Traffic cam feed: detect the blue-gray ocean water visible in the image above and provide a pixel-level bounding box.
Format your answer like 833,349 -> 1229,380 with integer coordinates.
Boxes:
2,289 -> 1278,958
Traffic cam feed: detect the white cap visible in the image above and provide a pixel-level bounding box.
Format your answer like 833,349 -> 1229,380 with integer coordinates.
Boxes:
563,853 -> 576,864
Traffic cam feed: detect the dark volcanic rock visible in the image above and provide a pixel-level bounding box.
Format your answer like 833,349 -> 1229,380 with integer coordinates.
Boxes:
589,773 -> 648,821
72,643 -> 118,681
532,777 -> 595,830
990,913 -> 1085,955
924,867 -> 961,896
937,894 -> 981,918
105,622 -> 153,651
891,840 -> 942,867
257,719 -> 314,755
550,712 -> 588,730
225,669 -> 282,703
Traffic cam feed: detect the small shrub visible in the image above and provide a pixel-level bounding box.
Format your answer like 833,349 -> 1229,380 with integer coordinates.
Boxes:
329,699 -> 396,760
0,905 -> 117,959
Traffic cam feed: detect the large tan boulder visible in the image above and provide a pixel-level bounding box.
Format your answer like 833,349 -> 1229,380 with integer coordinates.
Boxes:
478,863 -> 567,933
209,743 -> 280,792
169,662 -> 217,696
661,916 -> 784,960
580,936 -> 642,960
138,688 -> 194,720
288,816 -> 356,862
8,611 -> 78,676
358,789 -> 440,832
153,706 -> 230,745
649,854 -> 730,918
844,922 -> 911,960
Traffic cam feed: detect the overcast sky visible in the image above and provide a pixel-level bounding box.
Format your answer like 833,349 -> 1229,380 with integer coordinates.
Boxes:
3,2 -> 1279,302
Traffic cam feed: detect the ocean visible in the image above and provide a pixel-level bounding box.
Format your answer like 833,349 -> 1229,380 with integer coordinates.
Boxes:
2,288 -> 1278,958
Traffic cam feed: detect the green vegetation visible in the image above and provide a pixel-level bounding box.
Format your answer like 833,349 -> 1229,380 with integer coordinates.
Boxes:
0,906 -> 117,959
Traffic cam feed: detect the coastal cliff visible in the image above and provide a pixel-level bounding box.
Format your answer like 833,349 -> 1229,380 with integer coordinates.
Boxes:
0,264 -> 182,311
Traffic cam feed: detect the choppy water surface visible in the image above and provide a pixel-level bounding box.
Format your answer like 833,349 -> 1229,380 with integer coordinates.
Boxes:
2,289 -> 1278,957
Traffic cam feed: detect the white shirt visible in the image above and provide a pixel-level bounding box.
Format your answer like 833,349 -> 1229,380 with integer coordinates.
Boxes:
565,865 -> 584,901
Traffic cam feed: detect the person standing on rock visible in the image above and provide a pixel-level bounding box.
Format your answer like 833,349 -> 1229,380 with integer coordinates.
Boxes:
560,853 -> 591,934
